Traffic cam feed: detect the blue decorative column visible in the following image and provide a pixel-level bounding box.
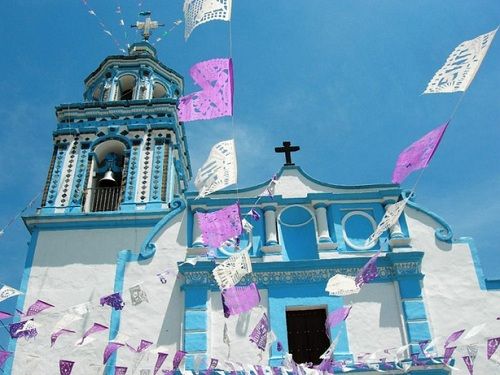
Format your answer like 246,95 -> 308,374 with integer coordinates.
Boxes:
183,285 -> 209,370
148,136 -> 167,210
40,141 -> 69,214
68,141 -> 91,213
121,138 -> 141,211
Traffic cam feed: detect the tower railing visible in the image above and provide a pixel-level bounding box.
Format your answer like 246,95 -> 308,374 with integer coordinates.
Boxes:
86,186 -> 122,212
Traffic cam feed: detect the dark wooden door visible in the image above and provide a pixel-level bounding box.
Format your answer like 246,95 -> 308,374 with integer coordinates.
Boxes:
286,308 -> 331,364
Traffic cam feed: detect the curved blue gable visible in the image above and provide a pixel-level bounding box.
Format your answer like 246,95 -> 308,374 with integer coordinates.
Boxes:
402,190 -> 453,242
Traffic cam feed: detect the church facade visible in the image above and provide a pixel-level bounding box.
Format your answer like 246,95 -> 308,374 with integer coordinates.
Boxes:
6,41 -> 500,375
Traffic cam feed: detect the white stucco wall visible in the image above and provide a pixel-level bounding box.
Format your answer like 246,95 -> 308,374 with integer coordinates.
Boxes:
405,207 -> 500,374
11,226 -> 152,375
115,213 -> 188,373
346,282 -> 406,356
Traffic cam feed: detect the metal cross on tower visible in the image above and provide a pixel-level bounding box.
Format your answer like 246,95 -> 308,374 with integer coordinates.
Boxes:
131,11 -> 164,40
275,141 -> 300,166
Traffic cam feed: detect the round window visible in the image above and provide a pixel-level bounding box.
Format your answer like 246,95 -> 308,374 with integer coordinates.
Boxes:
341,211 -> 377,250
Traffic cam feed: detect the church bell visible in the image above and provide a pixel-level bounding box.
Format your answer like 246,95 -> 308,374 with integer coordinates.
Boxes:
99,170 -> 116,186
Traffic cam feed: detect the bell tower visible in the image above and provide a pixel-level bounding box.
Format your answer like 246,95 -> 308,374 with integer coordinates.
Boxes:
40,38 -> 190,214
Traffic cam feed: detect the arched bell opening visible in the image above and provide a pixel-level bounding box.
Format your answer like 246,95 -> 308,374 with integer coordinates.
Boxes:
115,74 -> 137,101
152,82 -> 167,99
85,140 -> 127,212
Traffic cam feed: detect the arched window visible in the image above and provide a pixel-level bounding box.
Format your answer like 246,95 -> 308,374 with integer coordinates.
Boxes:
116,75 -> 137,100
85,140 -> 127,212
152,82 -> 167,99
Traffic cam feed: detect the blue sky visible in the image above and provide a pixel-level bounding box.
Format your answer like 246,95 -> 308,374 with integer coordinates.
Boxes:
0,0 -> 498,347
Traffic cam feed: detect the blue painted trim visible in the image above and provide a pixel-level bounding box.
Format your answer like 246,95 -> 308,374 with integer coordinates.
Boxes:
105,249 -> 140,375
105,198 -> 186,374
23,210 -> 170,232
5,229 -> 39,374
402,190 -> 453,242
455,237 -> 488,290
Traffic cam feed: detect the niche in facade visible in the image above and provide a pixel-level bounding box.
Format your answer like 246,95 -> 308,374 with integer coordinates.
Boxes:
279,205 -> 318,261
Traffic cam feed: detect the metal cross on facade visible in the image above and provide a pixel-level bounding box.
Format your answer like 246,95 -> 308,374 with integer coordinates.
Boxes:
275,141 -> 300,166
132,11 -> 164,40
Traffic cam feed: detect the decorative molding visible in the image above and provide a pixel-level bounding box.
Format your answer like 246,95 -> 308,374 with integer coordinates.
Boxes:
180,253 -> 423,289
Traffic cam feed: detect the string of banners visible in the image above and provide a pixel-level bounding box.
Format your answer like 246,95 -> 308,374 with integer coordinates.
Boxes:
2,247 -> 500,374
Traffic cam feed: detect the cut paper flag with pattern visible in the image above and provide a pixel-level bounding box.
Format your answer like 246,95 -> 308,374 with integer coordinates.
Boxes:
173,350 -> 187,369
195,139 -> 237,198
424,28 -> 498,93
392,123 -> 448,184
196,202 -> 242,248
355,251 -> 381,287
213,249 -> 252,290
9,319 -> 38,339
59,359 -> 75,375
365,199 -> 408,246
249,313 -> 269,351
443,346 -> 457,364
487,337 -> 500,360
104,342 -> 125,364
0,285 -> 22,302
25,299 -> 54,317
221,282 -> 260,317
325,306 -> 351,338
100,292 -> 125,310
178,58 -> 233,122
184,0 -> 232,40
462,356 -> 474,375
115,367 -> 128,375
78,322 -> 108,345
129,284 -> 149,306
51,328 -> 76,347
444,329 -> 465,348
154,352 -> 168,375
325,274 -> 361,296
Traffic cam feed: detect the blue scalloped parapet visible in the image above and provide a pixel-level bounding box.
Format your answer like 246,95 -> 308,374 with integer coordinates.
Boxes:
402,190 -> 453,242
